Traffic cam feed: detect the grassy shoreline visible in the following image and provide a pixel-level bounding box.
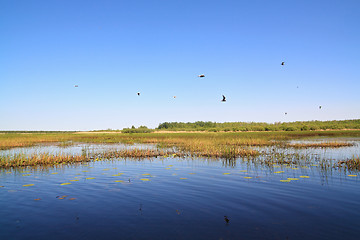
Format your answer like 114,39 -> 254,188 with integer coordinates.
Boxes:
1,130 -> 360,150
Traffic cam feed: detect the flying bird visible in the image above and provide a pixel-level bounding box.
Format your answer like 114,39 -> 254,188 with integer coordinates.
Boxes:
224,216 -> 230,223
285,112 -> 287,115
319,106 -> 322,109
173,96 -> 176,98
222,95 -> 226,102
74,85 -> 78,87
137,92 -> 140,96
198,74 -> 205,78
281,62 -> 285,66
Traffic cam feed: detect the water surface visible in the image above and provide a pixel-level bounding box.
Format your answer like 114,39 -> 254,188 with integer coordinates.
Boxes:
1,141 -> 359,240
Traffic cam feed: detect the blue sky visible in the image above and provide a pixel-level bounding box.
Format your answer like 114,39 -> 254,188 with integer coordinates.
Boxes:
1,0 -> 359,130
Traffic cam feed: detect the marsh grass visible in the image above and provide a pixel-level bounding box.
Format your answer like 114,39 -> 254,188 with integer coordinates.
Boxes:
286,142 -> 354,148
0,153 -> 90,168
1,131 -> 359,170
1,131 -> 360,150
336,156 -> 360,171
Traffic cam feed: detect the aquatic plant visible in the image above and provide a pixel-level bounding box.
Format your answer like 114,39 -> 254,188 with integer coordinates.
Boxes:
0,153 -> 90,169
286,142 -> 354,148
336,156 -> 360,171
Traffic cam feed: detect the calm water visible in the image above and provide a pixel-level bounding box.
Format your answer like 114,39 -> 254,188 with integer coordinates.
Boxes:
1,141 -> 360,240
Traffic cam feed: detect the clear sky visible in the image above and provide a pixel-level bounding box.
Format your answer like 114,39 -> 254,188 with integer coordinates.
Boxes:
1,0 -> 359,131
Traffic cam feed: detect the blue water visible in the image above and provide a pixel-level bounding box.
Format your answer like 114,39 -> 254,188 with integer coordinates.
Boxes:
1,143 -> 360,239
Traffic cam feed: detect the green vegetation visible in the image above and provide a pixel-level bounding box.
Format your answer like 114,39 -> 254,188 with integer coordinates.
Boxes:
157,119 -> 360,132
0,153 -> 89,168
121,126 -> 154,133
0,128 -> 360,171
1,130 -> 360,151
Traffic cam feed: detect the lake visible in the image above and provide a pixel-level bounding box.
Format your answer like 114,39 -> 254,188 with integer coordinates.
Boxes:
1,140 -> 360,240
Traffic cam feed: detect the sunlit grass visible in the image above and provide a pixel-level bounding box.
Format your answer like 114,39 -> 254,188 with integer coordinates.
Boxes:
1,131 -> 360,171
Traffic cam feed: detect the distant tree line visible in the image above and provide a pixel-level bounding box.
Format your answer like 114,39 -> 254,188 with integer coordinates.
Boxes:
156,120 -> 360,132
122,126 -> 154,133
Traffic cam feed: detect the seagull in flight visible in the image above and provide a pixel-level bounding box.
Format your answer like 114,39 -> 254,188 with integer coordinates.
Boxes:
137,92 -> 140,96
222,95 -> 226,102
281,62 -> 285,66
198,74 -> 205,78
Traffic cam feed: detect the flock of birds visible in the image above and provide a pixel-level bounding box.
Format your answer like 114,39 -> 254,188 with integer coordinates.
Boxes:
73,61 -> 322,115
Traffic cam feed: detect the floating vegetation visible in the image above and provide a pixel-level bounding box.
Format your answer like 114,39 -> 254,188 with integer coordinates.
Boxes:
223,173 -> 231,175
114,180 -> 124,182
180,178 -> 187,180
348,175 -> 357,177
140,178 -> 150,181
85,177 -> 95,180
60,183 -> 71,185
300,176 -> 310,178
23,184 -> 34,187
287,178 -> 299,181
112,173 -> 124,176
280,180 -> 291,183
244,177 -> 252,179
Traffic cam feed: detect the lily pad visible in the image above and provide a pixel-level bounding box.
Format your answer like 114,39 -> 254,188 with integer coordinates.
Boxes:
23,184 -> 34,187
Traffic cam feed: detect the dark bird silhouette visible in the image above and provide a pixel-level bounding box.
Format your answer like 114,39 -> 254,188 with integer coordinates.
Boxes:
173,96 -> 176,98
281,62 -> 285,66
74,85 -> 78,87
198,74 -> 205,78
285,112 -> 287,115
224,216 -> 230,223
319,106 -> 322,109
222,95 -> 226,102
137,92 -> 140,96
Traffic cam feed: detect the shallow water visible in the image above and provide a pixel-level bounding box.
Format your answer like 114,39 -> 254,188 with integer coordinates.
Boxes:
1,141 -> 360,240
